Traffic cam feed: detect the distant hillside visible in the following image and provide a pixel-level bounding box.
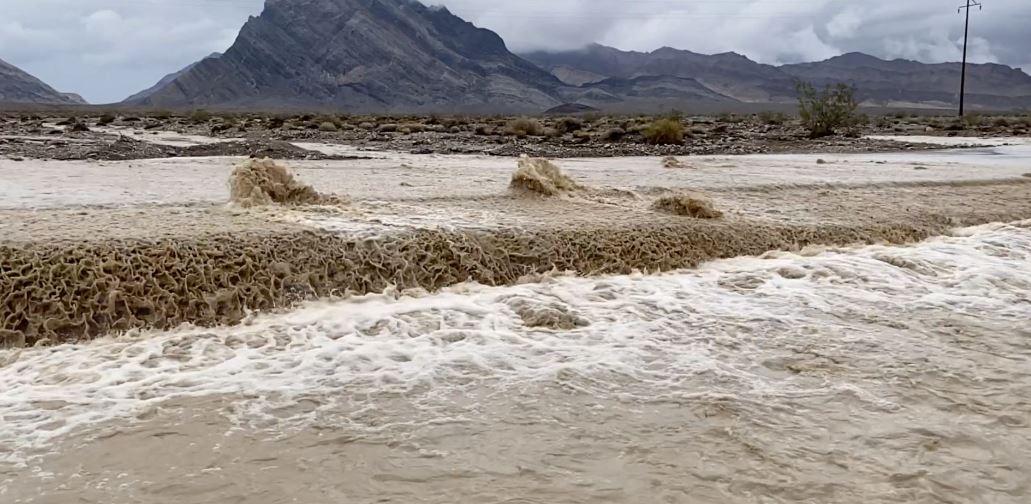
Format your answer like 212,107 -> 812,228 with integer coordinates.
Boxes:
124,53 -> 222,103
780,52 -> 1031,108
524,44 -> 1031,110
0,58 -> 86,105
523,44 -> 796,103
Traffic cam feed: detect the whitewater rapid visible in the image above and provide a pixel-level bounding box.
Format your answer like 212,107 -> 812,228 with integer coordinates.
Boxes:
2,220 -> 1029,503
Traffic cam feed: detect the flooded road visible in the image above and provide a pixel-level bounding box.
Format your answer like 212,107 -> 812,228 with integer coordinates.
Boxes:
3,220 -> 1029,503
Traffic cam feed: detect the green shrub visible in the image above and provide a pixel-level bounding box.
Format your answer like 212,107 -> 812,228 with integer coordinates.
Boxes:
796,81 -> 858,138
189,109 -> 212,124
642,118 -> 685,145
505,118 -> 544,137
97,113 -> 116,126
963,114 -> 983,129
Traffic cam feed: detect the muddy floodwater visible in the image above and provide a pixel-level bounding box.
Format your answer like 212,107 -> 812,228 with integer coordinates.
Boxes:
2,220 -> 1029,503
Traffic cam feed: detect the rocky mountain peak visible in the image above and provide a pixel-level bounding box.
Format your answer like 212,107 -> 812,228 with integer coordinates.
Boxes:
0,58 -> 85,105
128,0 -> 561,111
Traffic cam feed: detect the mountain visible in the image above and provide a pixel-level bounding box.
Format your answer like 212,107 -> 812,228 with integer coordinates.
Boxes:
0,58 -> 85,105
126,0 -> 563,112
525,45 -> 1031,110
122,1 -> 1031,112
125,52 -> 222,103
563,75 -> 736,108
780,53 -> 1031,108
523,44 -> 796,103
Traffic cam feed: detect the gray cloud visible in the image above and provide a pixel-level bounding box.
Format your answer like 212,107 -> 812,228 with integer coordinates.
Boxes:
1,0 -> 1027,104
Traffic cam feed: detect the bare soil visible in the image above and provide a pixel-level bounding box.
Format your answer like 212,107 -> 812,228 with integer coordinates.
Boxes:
5,110 -> 1025,161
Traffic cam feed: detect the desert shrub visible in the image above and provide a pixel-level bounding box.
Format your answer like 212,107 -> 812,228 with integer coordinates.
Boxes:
97,113 -> 116,126
474,124 -> 490,135
992,117 -> 1010,128
555,117 -> 584,134
963,114 -> 983,129
505,118 -> 544,137
152,110 -> 172,120
400,122 -> 426,133
267,117 -> 285,129
377,123 -> 398,133
717,112 -> 744,124
642,118 -> 685,145
600,127 -> 626,142
796,81 -> 858,138
189,109 -> 212,124
757,111 -> 787,125
318,121 -> 338,132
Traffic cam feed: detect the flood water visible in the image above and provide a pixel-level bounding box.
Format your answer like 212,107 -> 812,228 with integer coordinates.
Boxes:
2,220 -> 1029,503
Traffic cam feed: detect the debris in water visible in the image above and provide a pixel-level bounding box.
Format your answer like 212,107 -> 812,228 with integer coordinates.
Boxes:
662,156 -> 686,169
653,192 -> 723,219
229,158 -> 343,207
510,155 -> 582,196
506,297 -> 590,330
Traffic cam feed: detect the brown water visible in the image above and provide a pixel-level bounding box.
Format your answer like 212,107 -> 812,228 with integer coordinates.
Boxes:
2,220 -> 1030,503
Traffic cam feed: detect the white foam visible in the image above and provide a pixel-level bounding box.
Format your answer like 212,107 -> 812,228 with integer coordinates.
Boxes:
1,220 -> 1029,464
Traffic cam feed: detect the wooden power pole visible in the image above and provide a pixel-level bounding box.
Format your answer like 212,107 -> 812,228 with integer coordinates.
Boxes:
958,0 -> 982,116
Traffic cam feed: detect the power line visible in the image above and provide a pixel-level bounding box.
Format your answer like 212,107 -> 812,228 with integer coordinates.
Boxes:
957,0 -> 982,117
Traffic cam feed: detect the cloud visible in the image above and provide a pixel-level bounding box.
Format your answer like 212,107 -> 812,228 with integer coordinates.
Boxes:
0,0 -> 1027,103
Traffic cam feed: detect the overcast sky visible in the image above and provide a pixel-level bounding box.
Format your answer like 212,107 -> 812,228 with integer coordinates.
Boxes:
2,0 -> 1028,104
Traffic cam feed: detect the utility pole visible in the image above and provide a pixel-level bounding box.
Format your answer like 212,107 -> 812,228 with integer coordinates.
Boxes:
957,0 -> 982,116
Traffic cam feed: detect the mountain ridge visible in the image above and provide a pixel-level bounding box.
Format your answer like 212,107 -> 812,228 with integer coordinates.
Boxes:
127,0 -> 563,112
92,0 -> 1031,112
0,58 -> 87,105
523,44 -> 1031,109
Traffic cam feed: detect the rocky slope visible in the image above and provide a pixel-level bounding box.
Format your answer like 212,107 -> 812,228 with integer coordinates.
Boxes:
127,0 -> 563,112
125,53 -> 222,103
780,52 -> 1031,108
525,45 -> 1031,110
524,44 -> 796,103
0,58 -> 85,105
